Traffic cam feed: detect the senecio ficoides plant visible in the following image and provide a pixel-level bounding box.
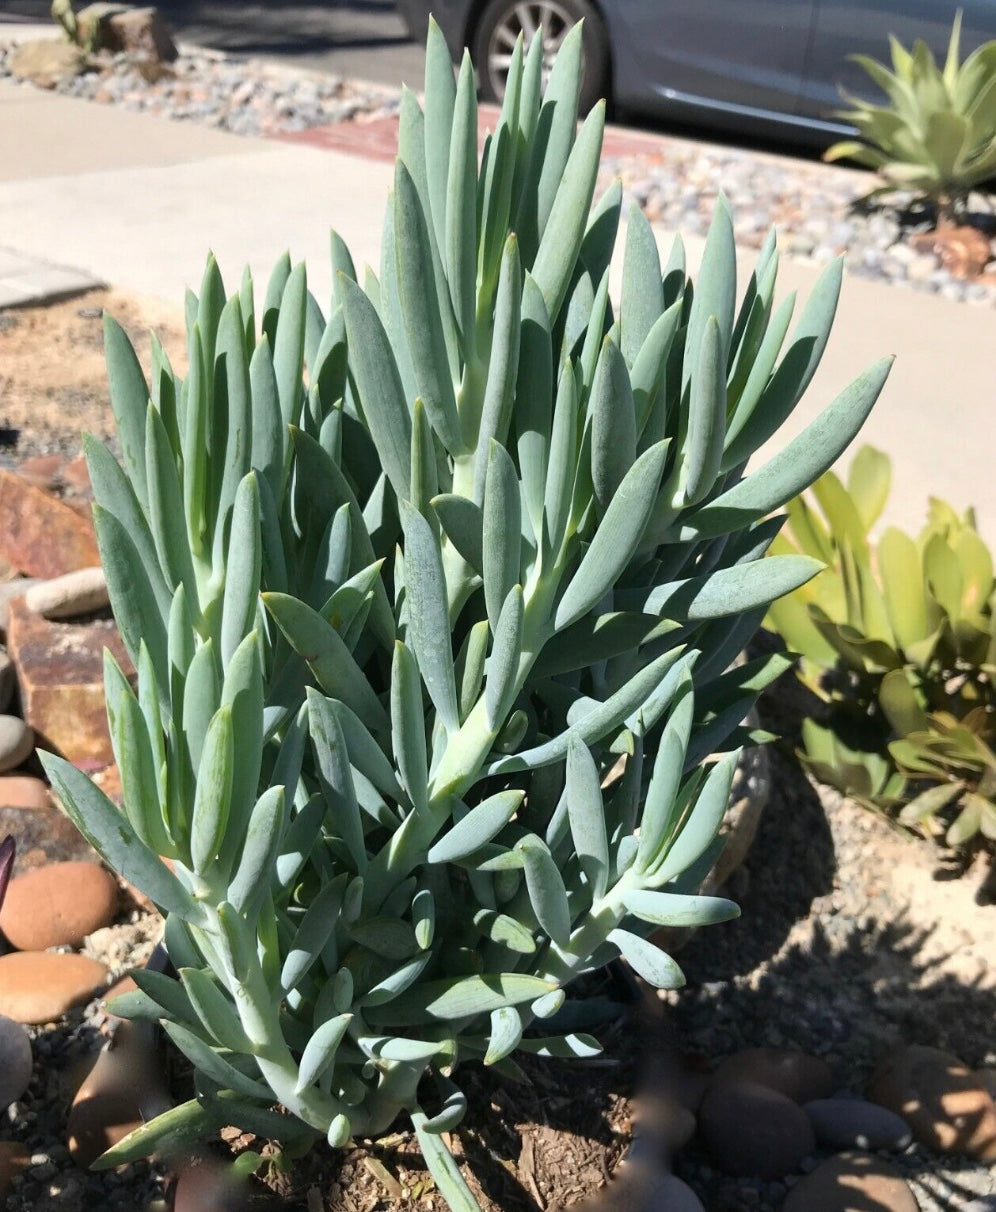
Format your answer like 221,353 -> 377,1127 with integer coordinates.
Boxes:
41,22 -> 890,1209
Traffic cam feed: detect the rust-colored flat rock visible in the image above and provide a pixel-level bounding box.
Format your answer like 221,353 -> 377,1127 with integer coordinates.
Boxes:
6,597 -> 132,767
0,471 -> 99,579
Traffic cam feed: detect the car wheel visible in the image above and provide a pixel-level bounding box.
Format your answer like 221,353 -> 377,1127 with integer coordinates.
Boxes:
471,0 -> 611,114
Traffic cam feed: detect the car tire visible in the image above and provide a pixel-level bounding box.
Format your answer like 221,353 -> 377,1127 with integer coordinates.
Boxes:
471,0 -> 611,114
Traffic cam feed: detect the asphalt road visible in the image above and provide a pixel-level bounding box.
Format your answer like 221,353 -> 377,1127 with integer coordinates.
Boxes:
2,0 -> 427,88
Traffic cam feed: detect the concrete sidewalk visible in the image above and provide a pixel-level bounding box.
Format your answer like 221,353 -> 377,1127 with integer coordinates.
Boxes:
0,45 -> 993,541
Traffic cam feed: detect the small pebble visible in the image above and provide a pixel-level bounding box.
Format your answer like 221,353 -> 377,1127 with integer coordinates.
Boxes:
0,716 -> 33,774
24,567 -> 109,619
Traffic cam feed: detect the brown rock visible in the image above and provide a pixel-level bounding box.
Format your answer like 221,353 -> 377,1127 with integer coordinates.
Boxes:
7,39 -> 86,88
0,860 -> 118,950
0,471 -> 99,578
68,1020 -> 172,1167
63,456 -> 91,491
0,1141 -> 30,1202
77,3 -> 177,61
783,1151 -> 918,1212
7,596 -> 133,766
16,455 -> 66,492
0,951 -> 108,1023
911,225 -> 993,279
0,578 -> 42,635
0,776 -> 53,812
0,803 -> 98,876
867,1045 -> 996,1161
709,1047 -> 834,1105
699,1079 -> 815,1179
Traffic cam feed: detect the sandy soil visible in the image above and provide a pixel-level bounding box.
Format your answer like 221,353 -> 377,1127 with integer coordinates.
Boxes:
0,289 -> 186,459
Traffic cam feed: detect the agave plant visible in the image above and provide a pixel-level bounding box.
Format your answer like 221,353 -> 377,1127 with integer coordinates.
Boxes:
41,22 -> 888,1209
766,446 -> 996,847
824,12 -> 996,223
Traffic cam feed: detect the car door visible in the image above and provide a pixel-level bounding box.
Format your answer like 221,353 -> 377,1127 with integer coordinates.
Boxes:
612,0 -> 817,118
799,0 -> 996,123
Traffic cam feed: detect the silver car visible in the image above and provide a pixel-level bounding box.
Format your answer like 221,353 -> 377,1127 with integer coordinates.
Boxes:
396,0 -> 995,141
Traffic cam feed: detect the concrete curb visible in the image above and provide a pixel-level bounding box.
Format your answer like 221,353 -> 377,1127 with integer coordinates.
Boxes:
0,247 -> 101,310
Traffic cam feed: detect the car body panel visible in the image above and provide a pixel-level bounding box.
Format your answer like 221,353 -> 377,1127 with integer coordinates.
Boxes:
604,0 -> 815,115
800,0 -> 996,118
397,0 -> 996,143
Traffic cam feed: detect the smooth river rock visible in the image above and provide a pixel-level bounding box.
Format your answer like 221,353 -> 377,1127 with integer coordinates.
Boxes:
699,1079 -> 815,1179
804,1097 -> 913,1151
867,1044 -> 996,1161
709,1047 -> 835,1104
0,1013 -> 32,1109
0,716 -> 34,773
783,1151 -> 918,1212
68,1020 -> 172,1167
0,860 -> 119,950
0,775 -> 53,812
24,566 -> 109,620
0,951 -> 109,1023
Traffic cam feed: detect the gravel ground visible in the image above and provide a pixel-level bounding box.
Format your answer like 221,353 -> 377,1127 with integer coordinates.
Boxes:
0,43 -> 401,136
0,40 -> 994,306
600,145 -> 996,307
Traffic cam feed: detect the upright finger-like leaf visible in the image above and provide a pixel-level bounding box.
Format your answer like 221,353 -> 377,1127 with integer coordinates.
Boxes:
392,641 -> 429,813
190,706 -> 234,876
531,102 -> 606,323
591,337 -> 636,510
309,689 -> 367,873
483,441 -> 521,631
104,312 -> 150,510
394,163 -> 463,453
566,737 -> 609,900
555,441 -> 670,630
485,586 -> 524,728
221,473 -> 261,670
340,275 -> 412,502
400,500 -> 459,733
515,835 -> 571,947
446,54 -> 478,353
